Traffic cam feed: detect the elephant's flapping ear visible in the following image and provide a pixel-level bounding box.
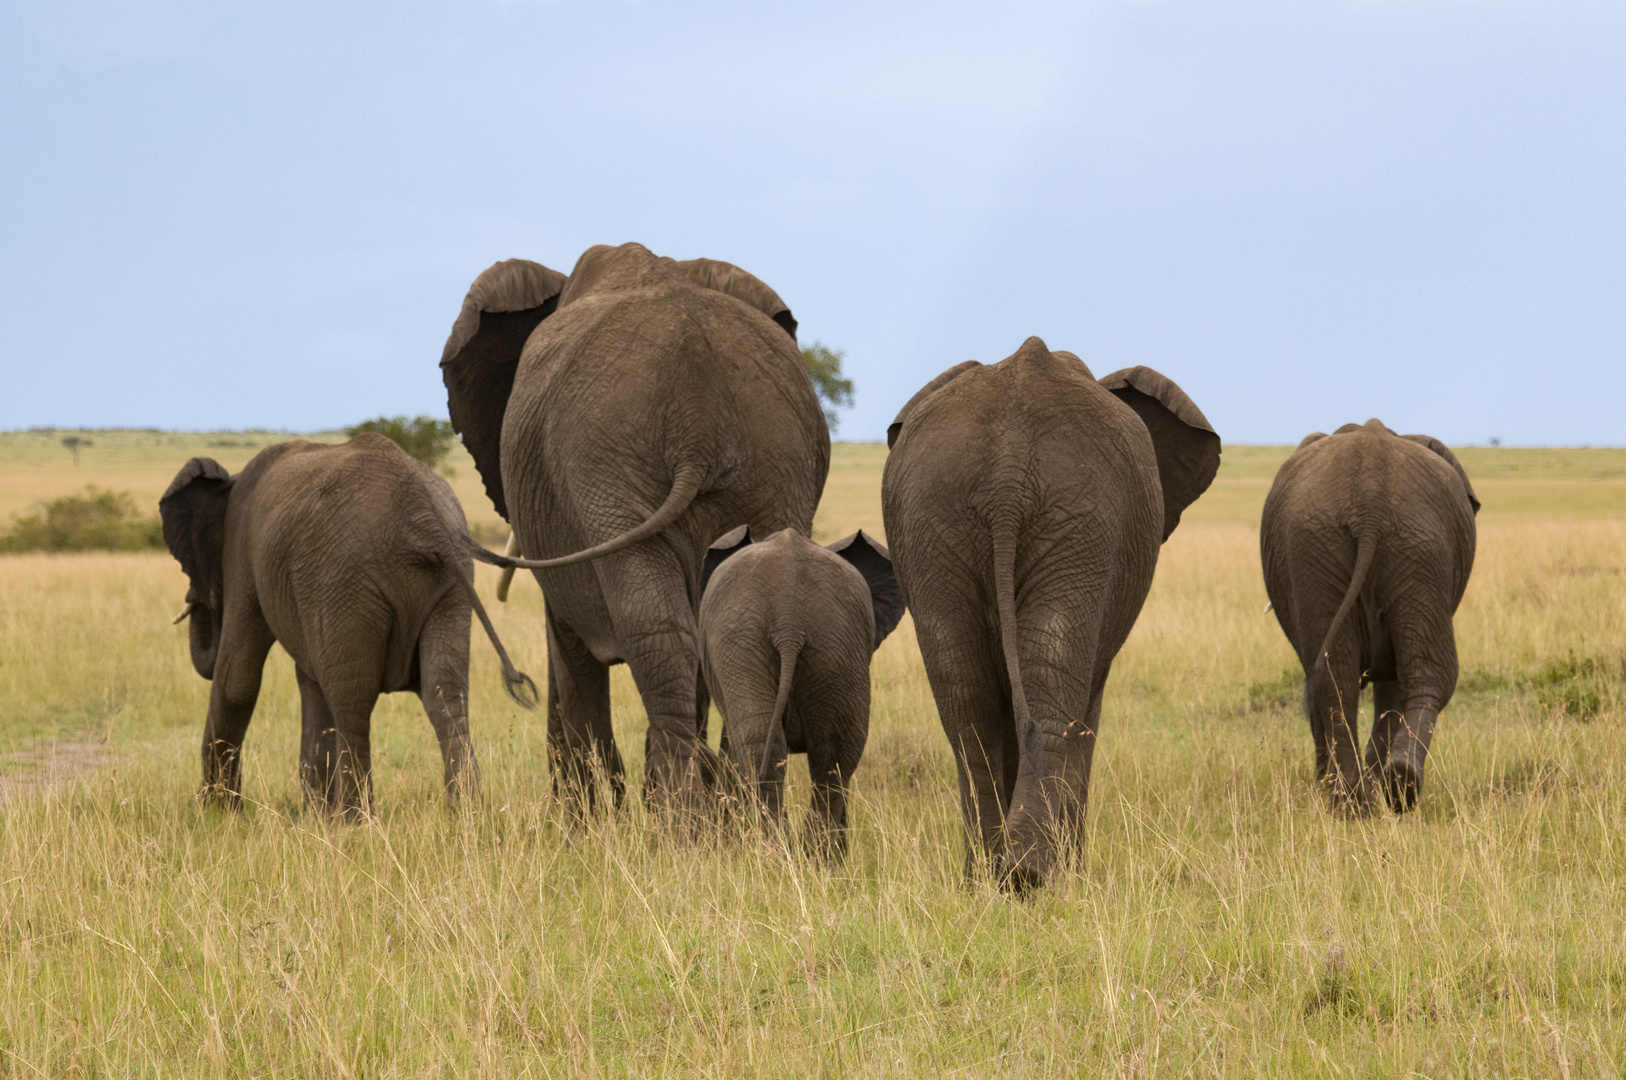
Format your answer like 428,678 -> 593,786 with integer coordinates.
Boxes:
1403,434 -> 1481,515
1295,431 -> 1329,452
440,259 -> 568,521
160,458 -> 234,679
1098,366 -> 1222,542
677,258 -> 799,341
827,530 -> 905,650
887,361 -> 981,449
700,525 -> 754,596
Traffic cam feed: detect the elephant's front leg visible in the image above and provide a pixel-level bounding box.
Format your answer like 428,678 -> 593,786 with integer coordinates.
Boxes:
199,617 -> 276,808
545,610 -> 622,811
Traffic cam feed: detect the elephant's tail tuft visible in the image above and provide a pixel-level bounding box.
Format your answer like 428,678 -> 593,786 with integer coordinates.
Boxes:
1307,528 -> 1379,714
992,520 -> 1043,779
462,572 -> 539,710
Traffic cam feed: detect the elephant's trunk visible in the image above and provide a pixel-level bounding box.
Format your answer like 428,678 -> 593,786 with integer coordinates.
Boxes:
188,601 -> 220,680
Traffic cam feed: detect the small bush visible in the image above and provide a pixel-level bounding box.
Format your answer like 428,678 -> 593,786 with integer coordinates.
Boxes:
0,487 -> 164,553
346,416 -> 455,467
1533,652 -> 1610,719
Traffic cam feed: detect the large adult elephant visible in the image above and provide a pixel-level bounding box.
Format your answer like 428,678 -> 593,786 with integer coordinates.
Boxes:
439,243 -> 829,812
881,337 -> 1220,887
1261,419 -> 1479,816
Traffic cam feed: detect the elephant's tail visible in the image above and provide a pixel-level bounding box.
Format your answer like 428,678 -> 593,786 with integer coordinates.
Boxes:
1307,528 -> 1379,707
992,520 -> 1044,779
759,638 -> 801,787
468,464 -> 706,572
455,567 -> 539,710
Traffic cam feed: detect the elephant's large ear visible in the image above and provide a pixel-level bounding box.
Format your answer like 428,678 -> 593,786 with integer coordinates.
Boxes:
700,525 -> 753,596
1403,434 -> 1481,515
439,259 -> 568,521
887,361 -> 981,449
159,457 -> 234,599
1296,432 -> 1329,452
1098,366 -> 1222,542
827,530 -> 905,649
677,258 -> 798,341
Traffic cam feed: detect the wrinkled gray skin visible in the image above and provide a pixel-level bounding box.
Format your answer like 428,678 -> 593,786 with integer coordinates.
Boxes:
881,337 -> 1221,888
159,434 -> 536,817
1261,420 -> 1479,816
440,243 -> 829,815
697,527 -> 905,858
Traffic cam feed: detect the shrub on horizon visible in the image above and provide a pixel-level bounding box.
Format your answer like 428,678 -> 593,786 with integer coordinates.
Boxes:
0,487 -> 164,553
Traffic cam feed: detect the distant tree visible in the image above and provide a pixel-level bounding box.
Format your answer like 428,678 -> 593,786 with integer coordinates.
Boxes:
61,435 -> 91,465
802,343 -> 855,434
346,416 -> 456,468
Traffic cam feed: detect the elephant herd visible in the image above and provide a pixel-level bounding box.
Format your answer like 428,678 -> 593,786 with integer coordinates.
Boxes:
159,242 -> 1480,889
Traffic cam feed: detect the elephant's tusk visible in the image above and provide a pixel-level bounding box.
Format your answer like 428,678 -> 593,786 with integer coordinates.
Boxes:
1263,601 -> 1274,613
495,531 -> 521,602
171,601 -> 198,625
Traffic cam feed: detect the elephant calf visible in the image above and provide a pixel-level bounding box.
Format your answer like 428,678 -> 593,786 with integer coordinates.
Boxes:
698,526 -> 904,858
1262,419 -> 1479,815
160,434 -> 536,816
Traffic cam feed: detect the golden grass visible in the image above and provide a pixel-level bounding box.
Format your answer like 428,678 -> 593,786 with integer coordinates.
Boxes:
1,439 -> 1623,1075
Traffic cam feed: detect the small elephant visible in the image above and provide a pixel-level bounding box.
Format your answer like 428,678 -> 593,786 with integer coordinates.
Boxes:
160,434 -> 536,816
697,526 -> 904,858
882,337 -> 1221,887
1261,419 -> 1479,815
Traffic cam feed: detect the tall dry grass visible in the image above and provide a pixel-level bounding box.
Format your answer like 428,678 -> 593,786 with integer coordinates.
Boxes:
0,442 -> 1623,1075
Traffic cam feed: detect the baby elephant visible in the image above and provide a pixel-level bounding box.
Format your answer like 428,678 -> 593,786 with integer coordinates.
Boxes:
1262,420 -> 1479,815
160,434 -> 536,817
698,526 -> 905,857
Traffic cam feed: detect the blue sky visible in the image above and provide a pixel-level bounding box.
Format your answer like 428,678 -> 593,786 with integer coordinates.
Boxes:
2,0 -> 1622,444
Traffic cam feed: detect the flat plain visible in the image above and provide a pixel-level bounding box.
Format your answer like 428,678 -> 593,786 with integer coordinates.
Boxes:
1,431 -> 1624,1077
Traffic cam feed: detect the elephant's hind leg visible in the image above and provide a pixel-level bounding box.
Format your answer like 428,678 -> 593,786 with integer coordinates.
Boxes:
1308,646 -> 1373,816
545,610 -> 622,811
417,594 -> 480,806
307,667 -> 383,821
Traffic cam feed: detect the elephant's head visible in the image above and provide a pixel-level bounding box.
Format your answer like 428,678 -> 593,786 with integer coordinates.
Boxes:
1301,421 -> 1481,515
159,458 -> 235,679
886,352 -> 1222,542
701,525 -> 906,651
440,245 -> 799,522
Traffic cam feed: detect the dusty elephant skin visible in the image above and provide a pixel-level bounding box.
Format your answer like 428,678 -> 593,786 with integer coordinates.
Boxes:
440,243 -> 829,817
881,338 -> 1220,888
1261,420 -> 1479,816
697,526 -> 905,859
159,434 -> 537,818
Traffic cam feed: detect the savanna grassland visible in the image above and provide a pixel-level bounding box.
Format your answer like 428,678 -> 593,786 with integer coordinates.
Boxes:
2,431 -> 1624,1077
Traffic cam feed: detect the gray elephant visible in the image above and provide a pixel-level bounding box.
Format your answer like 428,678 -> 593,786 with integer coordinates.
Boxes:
1261,419 -> 1479,816
159,434 -> 536,816
439,243 -> 829,814
697,526 -> 905,858
881,337 -> 1220,887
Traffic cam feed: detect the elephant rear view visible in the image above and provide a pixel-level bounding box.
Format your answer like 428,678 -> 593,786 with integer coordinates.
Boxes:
1261,420 -> 1479,815
697,527 -> 905,859
439,243 -> 829,817
160,434 -> 536,816
882,337 -> 1220,887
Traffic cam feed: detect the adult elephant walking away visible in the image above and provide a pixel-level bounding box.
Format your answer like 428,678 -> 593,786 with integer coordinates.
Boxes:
440,243 -> 829,814
882,338 -> 1220,887
159,435 -> 536,816
1261,420 -> 1479,816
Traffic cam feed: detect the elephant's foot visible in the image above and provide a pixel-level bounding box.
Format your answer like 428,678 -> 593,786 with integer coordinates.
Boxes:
643,731 -> 727,834
1326,775 -> 1376,819
1380,751 -> 1425,813
1000,816 -> 1053,892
